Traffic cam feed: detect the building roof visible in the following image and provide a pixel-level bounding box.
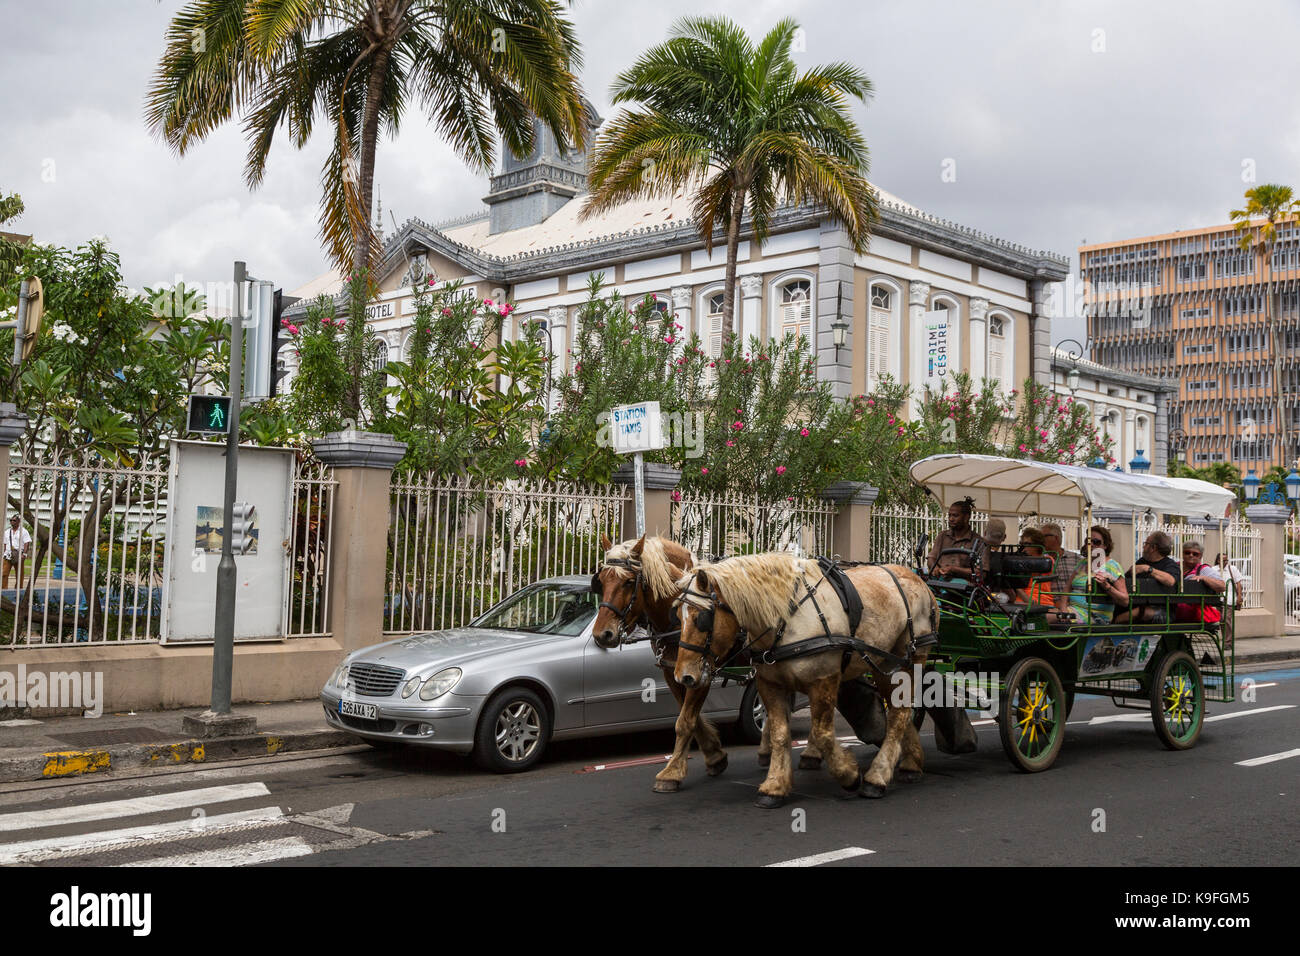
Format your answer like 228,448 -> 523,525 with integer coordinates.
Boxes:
1050,344 -> 1170,393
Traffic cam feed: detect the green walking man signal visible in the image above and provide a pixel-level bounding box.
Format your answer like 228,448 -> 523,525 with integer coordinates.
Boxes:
187,394 -> 233,435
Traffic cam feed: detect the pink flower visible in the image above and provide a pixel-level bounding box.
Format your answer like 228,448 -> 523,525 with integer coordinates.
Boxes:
787,496 -> 795,503
574,363 -> 582,372
427,277 -> 435,286
1039,429 -> 1049,439
700,467 -> 709,475
484,298 -> 494,307
321,317 -> 332,326
514,459 -> 527,468
335,319 -> 346,328
775,465 -> 787,475
726,440 -> 735,447
1019,444 -> 1028,452
664,335 -> 674,343
800,428 -> 810,437
709,362 -> 716,368
897,426 -> 905,436
732,421 -> 744,431
441,308 -> 452,316
671,490 -> 682,502
866,399 -> 875,406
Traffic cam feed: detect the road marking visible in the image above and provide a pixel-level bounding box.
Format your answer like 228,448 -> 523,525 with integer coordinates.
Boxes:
971,719 -> 997,726
1244,682 -> 1278,689
0,806 -> 284,865
0,782 -> 271,832
1235,748 -> 1300,767
0,719 -> 41,726
1205,705 -> 1295,722
767,846 -> 875,867
124,835 -> 313,867
1087,714 -> 1150,725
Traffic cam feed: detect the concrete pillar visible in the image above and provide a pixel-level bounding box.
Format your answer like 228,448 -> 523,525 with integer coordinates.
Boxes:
611,462 -> 681,540
1242,503 -> 1288,638
968,297 -> 989,383
1029,278 -> 1053,387
818,221 -> 855,399
907,280 -> 931,416
311,430 -> 407,654
547,305 -> 567,411
820,481 -> 879,563
739,275 -> 763,351
1094,509 -> 1136,569
671,286 -> 692,357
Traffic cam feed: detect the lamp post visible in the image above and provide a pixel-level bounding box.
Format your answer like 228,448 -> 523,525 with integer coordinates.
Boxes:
1057,337 -> 1085,396
831,281 -> 848,362
1169,426 -> 1187,469
1287,466 -> 1300,508
1129,449 -> 1151,475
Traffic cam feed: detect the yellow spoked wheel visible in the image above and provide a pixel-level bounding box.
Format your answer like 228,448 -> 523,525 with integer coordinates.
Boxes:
998,656 -> 1066,772
1150,650 -> 1204,750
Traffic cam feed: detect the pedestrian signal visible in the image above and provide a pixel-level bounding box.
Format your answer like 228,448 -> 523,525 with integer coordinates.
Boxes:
187,395 -> 232,435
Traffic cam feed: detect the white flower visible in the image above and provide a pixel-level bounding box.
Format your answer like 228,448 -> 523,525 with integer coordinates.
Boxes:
51,322 -> 74,341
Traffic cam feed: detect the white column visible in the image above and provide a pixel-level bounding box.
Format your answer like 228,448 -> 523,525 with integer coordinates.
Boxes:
740,274 -> 763,350
671,286 -> 692,357
1124,408 -> 1137,470
547,305 -> 567,413
968,296 -> 989,383
907,280 -> 931,416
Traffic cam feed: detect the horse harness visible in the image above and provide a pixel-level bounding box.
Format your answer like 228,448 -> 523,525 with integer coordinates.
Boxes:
592,558 -> 682,664
679,558 -> 938,678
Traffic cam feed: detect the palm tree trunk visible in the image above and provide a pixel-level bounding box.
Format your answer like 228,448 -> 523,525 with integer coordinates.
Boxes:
721,189 -> 745,343
352,45 -> 392,281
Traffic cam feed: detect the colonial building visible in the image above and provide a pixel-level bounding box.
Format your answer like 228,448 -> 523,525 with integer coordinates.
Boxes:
1083,219 -> 1300,471
1049,345 -> 1170,474
286,118 -> 1070,410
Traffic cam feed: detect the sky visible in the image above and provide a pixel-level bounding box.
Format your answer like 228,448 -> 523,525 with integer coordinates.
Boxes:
3,0 -> 1299,343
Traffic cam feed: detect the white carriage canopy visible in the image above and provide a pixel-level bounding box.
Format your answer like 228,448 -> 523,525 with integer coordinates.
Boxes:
909,455 -> 1238,522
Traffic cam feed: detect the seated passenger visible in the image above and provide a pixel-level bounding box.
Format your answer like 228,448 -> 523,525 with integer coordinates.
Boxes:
1111,531 -> 1180,624
928,498 -> 988,580
1174,538 -> 1226,623
1012,528 -> 1055,608
1060,525 -> 1128,624
982,518 -> 1007,549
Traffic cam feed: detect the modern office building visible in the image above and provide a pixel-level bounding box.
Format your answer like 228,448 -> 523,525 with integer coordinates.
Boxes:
1082,218 -> 1300,472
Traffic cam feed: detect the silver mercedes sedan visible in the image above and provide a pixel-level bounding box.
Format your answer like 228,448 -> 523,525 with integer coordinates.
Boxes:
320,575 -> 765,772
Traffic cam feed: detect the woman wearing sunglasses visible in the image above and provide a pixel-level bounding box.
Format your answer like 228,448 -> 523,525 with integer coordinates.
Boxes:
1062,525 -> 1128,624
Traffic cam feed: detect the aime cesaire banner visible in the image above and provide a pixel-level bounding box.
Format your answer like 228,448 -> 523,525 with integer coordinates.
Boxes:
160,440 -> 294,643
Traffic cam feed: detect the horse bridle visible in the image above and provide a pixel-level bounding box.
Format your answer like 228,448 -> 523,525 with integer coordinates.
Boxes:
674,585 -> 761,682
592,558 -> 649,639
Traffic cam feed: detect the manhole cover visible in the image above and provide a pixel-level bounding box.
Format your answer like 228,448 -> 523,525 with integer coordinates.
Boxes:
48,727 -> 174,746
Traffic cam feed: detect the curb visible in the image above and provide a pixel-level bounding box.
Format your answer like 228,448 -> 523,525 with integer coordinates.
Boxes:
0,730 -> 357,784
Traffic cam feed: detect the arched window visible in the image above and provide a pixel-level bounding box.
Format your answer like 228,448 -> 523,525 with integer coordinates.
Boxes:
867,281 -> 900,388
371,339 -> 389,373
702,289 -> 726,382
777,279 -> 812,344
987,312 -> 1011,392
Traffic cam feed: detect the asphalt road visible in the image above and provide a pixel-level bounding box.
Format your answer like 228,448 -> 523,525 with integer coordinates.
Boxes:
1,664 -> 1295,868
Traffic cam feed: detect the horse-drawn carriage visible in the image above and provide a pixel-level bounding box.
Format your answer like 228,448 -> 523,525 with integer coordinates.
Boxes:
910,454 -> 1237,772
591,454 -> 1239,805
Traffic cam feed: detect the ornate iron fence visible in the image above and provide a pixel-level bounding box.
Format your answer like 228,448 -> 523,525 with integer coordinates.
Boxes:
286,457 -> 336,638
671,490 -> 836,560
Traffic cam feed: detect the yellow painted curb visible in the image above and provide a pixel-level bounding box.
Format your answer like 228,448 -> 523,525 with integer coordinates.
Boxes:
42,750 -> 111,778
146,743 -> 206,765
266,736 -> 284,755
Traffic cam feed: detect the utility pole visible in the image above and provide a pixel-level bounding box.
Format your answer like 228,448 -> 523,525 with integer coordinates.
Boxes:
183,261 -> 256,738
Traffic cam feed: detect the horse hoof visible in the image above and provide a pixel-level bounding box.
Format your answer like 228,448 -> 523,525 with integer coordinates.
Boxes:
754,793 -> 786,809
897,770 -> 922,784
859,782 -> 887,800
840,773 -> 861,793
652,779 -> 681,794
757,752 -> 771,768
706,754 -> 729,777
798,754 -> 822,771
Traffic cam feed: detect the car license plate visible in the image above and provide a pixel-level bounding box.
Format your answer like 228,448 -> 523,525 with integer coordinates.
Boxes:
339,699 -> 377,720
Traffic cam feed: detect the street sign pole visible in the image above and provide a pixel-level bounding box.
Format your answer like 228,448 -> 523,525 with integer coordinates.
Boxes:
211,260 -> 245,715
633,451 -> 646,537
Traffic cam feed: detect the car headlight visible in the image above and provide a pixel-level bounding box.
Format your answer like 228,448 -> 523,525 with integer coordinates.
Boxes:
401,676 -> 422,698
418,667 -> 462,701
328,663 -> 350,689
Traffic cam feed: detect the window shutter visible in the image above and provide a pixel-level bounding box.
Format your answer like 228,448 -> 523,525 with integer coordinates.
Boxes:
868,306 -> 891,382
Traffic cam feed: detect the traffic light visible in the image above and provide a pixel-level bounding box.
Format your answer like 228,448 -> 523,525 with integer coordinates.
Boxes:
228,502 -> 257,555
187,394 -> 232,435
243,280 -> 275,402
269,290 -> 299,397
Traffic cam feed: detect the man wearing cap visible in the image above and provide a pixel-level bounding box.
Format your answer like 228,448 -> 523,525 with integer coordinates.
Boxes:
3,514 -> 31,590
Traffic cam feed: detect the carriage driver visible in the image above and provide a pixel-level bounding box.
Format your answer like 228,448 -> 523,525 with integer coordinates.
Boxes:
927,498 -> 990,579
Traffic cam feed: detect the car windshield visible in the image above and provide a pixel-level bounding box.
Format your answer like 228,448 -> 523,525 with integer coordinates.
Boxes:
470,582 -> 597,636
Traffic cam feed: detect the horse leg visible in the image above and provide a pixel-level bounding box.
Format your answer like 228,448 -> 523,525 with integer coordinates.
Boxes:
806,675 -> 861,792
754,675 -> 793,808
861,693 -> 912,799
798,692 -> 823,770
757,713 -> 771,768
653,683 -> 699,794
896,718 -> 925,783
666,669 -> 728,776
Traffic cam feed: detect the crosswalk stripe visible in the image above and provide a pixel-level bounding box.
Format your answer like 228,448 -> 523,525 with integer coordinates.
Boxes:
1205,705 -> 1295,723
766,846 -> 875,867
0,782 -> 271,833
1235,748 -> 1300,767
0,806 -> 284,865
123,836 -> 314,867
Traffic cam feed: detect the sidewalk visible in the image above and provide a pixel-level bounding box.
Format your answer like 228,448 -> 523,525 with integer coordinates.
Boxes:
2,636 -> 1298,785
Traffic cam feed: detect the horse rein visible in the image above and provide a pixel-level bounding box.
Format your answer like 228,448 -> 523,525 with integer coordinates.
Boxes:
674,586 -> 769,682
593,557 -> 684,663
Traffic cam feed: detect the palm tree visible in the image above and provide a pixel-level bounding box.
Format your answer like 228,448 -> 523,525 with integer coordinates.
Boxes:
581,16 -> 877,341
146,0 -> 586,281
1230,184 -> 1300,467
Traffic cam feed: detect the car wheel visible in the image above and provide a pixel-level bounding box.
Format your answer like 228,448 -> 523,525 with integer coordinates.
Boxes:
737,681 -> 766,745
473,687 -> 551,773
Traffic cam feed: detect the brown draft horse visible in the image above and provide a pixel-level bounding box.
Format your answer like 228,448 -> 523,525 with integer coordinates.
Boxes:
673,553 -> 934,806
591,534 -> 820,792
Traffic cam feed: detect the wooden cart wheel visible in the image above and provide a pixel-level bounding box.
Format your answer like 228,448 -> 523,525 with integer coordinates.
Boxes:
1150,650 -> 1204,750
998,656 -> 1066,772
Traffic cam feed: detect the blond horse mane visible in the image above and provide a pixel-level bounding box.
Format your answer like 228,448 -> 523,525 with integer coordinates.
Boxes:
688,553 -> 821,634
604,537 -> 695,600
